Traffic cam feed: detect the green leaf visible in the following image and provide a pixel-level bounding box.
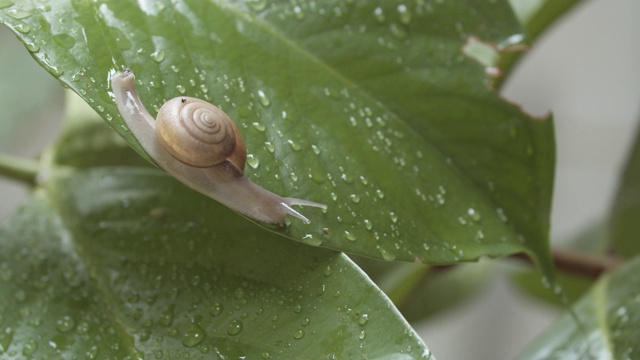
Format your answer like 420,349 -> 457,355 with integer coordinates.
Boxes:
512,222 -> 608,306
517,256 -> 640,359
610,123 -> 640,257
1,1 -> 555,272
498,0 -> 586,86
509,0 -> 585,40
353,256 -> 492,322
0,171 -> 432,358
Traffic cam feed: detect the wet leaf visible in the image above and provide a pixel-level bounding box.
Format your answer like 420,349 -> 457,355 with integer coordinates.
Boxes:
1,1 -> 554,272
517,256 -> 640,359
0,175 -> 432,358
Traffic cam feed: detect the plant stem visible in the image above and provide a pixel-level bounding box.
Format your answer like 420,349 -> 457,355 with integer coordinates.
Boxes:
0,153 -> 41,186
551,248 -> 623,278
512,248 -> 624,280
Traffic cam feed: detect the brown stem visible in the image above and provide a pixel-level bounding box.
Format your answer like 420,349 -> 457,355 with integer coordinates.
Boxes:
512,249 -> 624,279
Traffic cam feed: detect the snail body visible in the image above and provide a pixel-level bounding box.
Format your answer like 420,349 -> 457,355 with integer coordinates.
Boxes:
110,69 -> 325,225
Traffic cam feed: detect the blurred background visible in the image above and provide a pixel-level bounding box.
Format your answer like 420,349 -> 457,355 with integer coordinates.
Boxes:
1,0 -> 639,358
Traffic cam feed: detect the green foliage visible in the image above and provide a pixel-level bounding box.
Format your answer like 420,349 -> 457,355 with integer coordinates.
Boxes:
1,0 -> 638,358
518,257 -> 640,359
1,0 -> 555,269
0,177 -> 431,358
610,124 -> 640,257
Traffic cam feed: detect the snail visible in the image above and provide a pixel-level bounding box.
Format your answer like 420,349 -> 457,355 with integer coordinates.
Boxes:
110,69 -> 326,225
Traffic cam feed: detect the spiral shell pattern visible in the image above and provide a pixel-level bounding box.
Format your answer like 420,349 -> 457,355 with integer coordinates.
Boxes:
156,97 -> 246,170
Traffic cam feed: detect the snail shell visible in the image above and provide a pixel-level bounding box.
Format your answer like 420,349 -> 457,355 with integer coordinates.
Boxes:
156,97 -> 246,170
110,69 -> 326,225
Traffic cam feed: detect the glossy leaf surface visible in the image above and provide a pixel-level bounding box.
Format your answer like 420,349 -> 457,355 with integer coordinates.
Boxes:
518,256 -> 640,359
0,175 -> 431,358
0,0 -> 554,269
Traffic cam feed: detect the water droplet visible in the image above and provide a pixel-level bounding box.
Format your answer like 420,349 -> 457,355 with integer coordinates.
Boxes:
293,329 -> 305,339
311,144 -> 320,155
21,338 -> 37,355
341,172 -> 354,183
287,139 -> 301,152
293,5 -> 305,20
14,23 -> 30,33
176,84 -> 186,94
358,313 -> 369,326
397,4 -> 412,24
257,90 -> 270,107
496,208 -> 508,222
182,323 -> 206,347
363,219 -> 373,230
246,154 -> 260,169
252,122 -> 266,132
264,141 -> 275,153
0,327 -> 14,353
25,41 -> 39,52
373,7 -> 385,22
389,211 -> 398,223
389,23 -> 407,38
302,234 -> 322,246
349,194 -> 360,203
159,304 -> 175,326
56,315 -> 76,333
344,231 -> 357,242
290,172 -> 298,182
467,208 -> 481,222
6,8 -> 31,19
359,330 -> 366,340
234,288 -> 245,300
150,50 -> 165,63
227,320 -> 243,336
376,189 -> 385,199
379,248 -> 396,261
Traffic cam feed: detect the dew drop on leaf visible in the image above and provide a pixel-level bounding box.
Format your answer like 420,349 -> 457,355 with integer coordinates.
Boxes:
257,90 -> 270,107
227,319 -> 243,336
264,141 -> 275,153
293,5 -> 305,20
182,323 -> 207,347
14,23 -> 30,33
6,8 -> 31,19
358,313 -> 369,326
373,7 -> 385,22
344,231 -> 357,242
246,154 -> 260,169
252,122 -> 266,132
56,315 -> 76,333
294,329 -> 305,339
21,338 -> 38,355
150,50 -> 165,63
